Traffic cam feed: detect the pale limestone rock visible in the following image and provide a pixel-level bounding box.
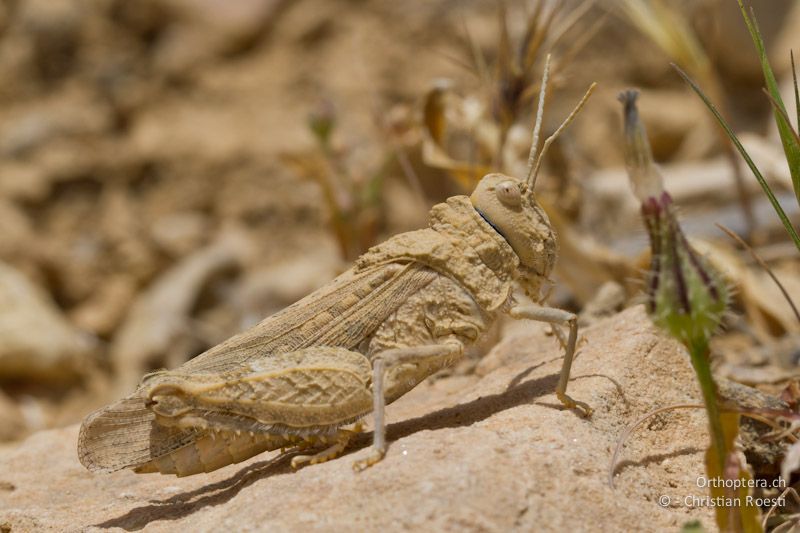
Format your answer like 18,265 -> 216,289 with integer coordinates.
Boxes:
0,262 -> 94,384
0,306 -> 715,531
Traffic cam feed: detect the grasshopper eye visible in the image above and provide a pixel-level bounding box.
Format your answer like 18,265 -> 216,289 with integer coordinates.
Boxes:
495,180 -> 521,207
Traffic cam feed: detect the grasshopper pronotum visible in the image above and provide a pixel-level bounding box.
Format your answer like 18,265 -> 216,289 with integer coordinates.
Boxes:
79,62 -> 596,477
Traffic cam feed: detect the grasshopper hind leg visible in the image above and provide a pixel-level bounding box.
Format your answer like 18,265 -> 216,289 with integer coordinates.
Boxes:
290,423 -> 363,469
353,343 -> 463,471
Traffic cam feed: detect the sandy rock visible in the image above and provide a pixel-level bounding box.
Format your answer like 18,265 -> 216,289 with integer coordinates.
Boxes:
0,262 -> 94,384
69,275 -> 137,338
154,0 -> 286,73
0,306 -> 720,531
579,281 -> 627,326
0,200 -> 35,265
0,87 -> 111,157
149,211 -> 212,258
15,0 -> 84,82
0,391 -> 24,442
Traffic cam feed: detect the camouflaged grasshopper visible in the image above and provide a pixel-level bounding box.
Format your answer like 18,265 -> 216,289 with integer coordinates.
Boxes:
78,68 -> 596,477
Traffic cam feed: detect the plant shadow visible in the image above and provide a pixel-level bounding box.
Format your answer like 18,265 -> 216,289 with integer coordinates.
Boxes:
611,446 -> 705,481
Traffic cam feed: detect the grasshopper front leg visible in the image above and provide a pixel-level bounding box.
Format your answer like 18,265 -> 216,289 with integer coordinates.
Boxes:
509,304 -> 592,417
354,342 -> 463,471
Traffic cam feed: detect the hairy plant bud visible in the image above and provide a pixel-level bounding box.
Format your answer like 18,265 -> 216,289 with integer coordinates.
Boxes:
641,192 -> 728,347
620,90 -> 728,348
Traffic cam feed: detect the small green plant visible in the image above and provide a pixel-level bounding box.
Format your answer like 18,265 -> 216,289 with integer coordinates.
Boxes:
619,90 -> 762,533
673,1 -> 800,253
735,0 -> 800,206
282,100 -> 386,262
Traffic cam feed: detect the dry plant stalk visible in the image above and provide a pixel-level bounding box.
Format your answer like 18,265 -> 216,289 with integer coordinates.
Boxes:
423,1 -> 598,189
283,100 -> 386,261
78,79 -> 597,477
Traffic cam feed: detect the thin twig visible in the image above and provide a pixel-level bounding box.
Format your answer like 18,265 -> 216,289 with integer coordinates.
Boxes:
609,403 -> 704,488
461,14 -> 489,85
431,48 -> 481,77
548,0 -> 595,48
762,487 -> 800,531
557,15 -> 607,75
735,410 -> 799,443
394,147 -> 427,209
717,223 -> 800,324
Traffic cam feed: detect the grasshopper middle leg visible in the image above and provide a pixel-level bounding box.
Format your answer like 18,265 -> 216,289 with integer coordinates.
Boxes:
354,343 -> 463,471
509,304 -> 592,417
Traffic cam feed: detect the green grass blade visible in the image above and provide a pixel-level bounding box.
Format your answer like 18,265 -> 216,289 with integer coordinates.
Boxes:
673,64 -> 800,252
792,50 -> 800,132
738,0 -> 800,206
763,88 -> 800,148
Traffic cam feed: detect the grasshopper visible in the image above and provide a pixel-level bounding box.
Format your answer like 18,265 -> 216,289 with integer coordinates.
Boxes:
78,68 -> 596,477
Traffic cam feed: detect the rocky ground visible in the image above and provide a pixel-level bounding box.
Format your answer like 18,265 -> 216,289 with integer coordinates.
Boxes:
0,307 -> 717,532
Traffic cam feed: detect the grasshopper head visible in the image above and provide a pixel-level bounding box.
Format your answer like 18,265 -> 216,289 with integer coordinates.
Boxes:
470,173 -> 557,296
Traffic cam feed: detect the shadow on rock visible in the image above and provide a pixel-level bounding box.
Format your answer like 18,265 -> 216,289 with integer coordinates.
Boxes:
94,454 -> 296,531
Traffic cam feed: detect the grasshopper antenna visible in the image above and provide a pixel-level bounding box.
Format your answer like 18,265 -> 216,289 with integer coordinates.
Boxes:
525,54 -> 551,189
527,80 -> 598,192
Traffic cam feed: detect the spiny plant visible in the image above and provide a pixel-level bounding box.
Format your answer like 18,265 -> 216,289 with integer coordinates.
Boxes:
619,90 -> 761,533
664,5 -> 800,529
